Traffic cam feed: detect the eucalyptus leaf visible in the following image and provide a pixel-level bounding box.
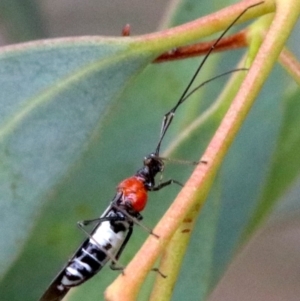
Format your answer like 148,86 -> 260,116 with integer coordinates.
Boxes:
0,37 -> 153,278
244,86 -> 300,238
0,1 -> 299,301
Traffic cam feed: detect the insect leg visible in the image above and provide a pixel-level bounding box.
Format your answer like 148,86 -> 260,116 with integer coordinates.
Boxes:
111,205 -> 159,238
109,225 -> 133,271
77,216 -> 126,269
109,224 -> 166,278
150,179 -> 183,191
77,215 -> 121,228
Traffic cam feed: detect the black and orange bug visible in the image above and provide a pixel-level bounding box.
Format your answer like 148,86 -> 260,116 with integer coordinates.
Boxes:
39,3 -> 262,300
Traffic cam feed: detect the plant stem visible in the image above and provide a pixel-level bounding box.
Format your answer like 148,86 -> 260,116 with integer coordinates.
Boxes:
105,0 -> 300,300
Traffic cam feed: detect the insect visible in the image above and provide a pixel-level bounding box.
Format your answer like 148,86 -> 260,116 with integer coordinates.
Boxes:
39,3 -> 262,301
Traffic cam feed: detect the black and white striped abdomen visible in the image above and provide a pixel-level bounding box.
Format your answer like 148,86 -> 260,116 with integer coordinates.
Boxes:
58,219 -> 129,291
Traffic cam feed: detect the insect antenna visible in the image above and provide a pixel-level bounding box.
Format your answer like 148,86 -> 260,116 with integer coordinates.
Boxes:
180,67 -> 248,103
154,2 -> 263,156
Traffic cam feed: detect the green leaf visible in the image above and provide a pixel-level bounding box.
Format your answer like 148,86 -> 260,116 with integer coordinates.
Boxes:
0,37 -> 154,279
244,85 -> 300,238
0,1 -> 259,297
1,1 -> 299,301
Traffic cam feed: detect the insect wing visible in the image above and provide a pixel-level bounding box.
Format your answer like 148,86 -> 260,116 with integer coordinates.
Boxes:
39,274 -> 70,301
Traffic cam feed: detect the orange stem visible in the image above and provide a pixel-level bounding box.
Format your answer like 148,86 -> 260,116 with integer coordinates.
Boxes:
154,30 -> 248,63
